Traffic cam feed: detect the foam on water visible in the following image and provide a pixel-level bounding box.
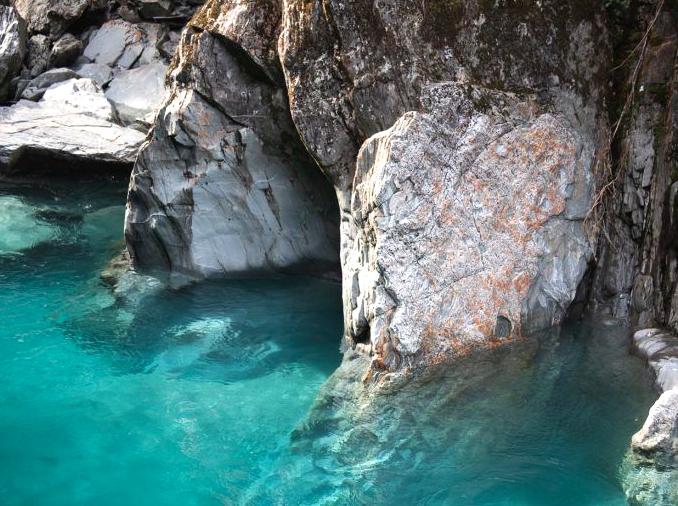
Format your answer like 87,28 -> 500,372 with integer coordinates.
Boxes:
0,178 -> 658,506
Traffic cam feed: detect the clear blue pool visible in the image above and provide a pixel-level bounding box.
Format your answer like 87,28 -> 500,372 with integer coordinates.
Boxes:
0,178 -> 656,505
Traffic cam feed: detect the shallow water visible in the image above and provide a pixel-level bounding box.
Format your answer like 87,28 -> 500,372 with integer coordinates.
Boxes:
0,178 -> 656,505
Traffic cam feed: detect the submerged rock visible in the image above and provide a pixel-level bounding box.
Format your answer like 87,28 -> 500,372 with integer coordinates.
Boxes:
0,196 -> 55,254
0,78 -> 145,172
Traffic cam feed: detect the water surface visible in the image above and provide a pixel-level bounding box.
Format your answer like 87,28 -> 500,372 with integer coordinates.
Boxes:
0,178 -> 655,505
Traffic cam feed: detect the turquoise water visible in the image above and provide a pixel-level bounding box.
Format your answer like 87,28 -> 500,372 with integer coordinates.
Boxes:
0,178 -> 656,505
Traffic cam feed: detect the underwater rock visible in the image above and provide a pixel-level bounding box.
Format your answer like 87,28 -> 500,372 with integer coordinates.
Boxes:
0,196 -> 55,254
0,78 -> 145,172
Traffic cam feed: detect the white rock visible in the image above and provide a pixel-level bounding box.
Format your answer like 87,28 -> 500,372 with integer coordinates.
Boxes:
42,78 -> 114,121
0,6 -> 25,100
0,78 -> 146,170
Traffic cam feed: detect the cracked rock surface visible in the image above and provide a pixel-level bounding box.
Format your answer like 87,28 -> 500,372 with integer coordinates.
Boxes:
344,84 -> 595,373
0,78 -> 145,171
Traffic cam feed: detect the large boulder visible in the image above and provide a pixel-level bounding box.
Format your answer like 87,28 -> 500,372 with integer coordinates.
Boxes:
125,0 -> 610,371
344,84 -> 596,373
124,7 -> 339,281
11,0 -> 89,39
0,78 -> 145,172
0,5 -> 26,101
105,62 -> 167,125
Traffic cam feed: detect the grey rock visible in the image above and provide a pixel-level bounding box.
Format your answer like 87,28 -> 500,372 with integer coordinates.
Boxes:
125,23 -> 339,281
11,0 -> 89,39
26,34 -> 50,77
72,62 -> 113,87
105,62 -> 167,125
590,4 -> 678,334
83,19 -> 165,70
138,0 -> 172,18
0,5 -> 25,101
0,78 -> 146,171
20,67 -> 79,101
49,32 -> 82,67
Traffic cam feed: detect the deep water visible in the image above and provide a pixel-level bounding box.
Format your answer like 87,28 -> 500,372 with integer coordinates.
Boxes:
0,178 -> 657,506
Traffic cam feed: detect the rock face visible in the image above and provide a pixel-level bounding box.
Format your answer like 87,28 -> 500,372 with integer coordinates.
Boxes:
124,1 -> 339,280
0,78 -> 145,172
125,0 -> 609,367
0,5 -> 25,101
623,328 -> 678,505
589,1 -> 678,330
345,84 -> 595,372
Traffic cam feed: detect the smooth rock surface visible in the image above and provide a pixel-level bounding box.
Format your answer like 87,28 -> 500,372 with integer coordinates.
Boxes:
20,67 -> 79,101
0,78 -> 145,171
125,19 -> 339,279
83,20 -> 164,69
0,5 -> 25,101
105,62 -> 167,125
